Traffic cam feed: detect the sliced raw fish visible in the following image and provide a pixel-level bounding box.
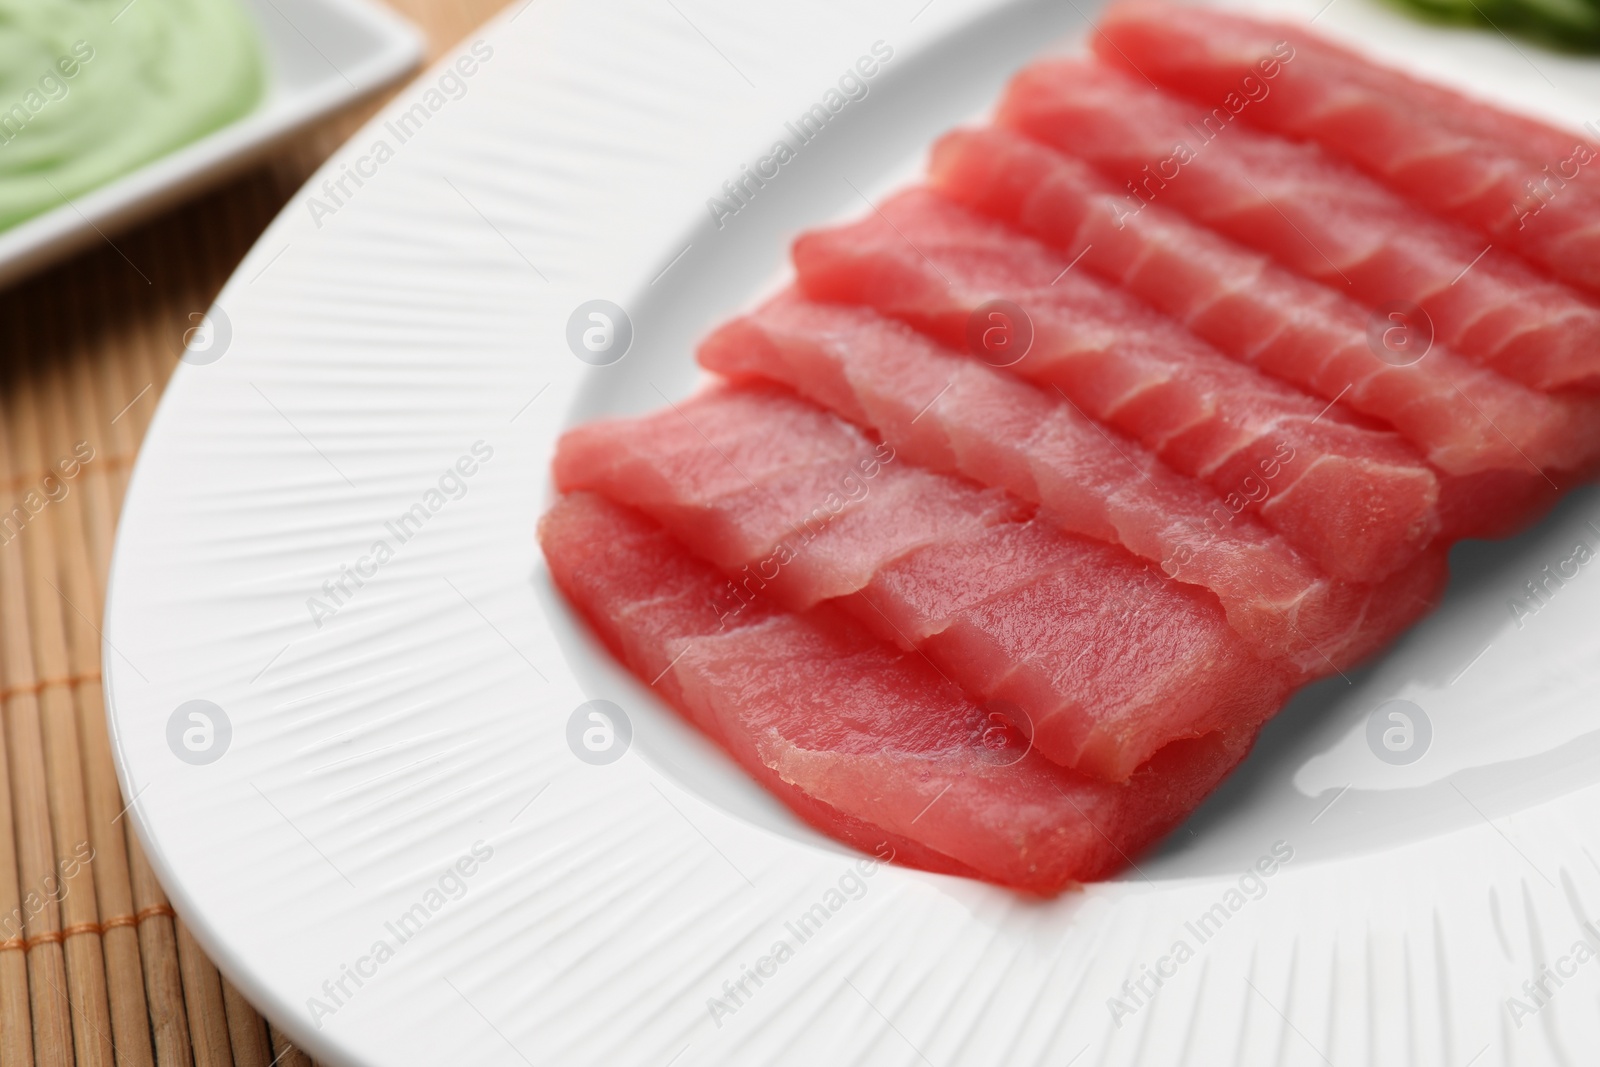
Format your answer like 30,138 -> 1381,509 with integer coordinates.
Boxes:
555,382 -> 1018,608
555,386 -> 1284,780
540,491 -> 1262,893
1091,0 -> 1600,299
1001,58 -> 1600,393
793,188 -> 1444,579
929,128 -> 1597,536
699,292 -> 1445,674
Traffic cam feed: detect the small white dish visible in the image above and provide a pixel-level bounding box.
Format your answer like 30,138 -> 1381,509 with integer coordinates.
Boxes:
0,0 -> 421,289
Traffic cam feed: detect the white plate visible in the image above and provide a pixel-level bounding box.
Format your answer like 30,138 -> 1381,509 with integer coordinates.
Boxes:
0,0 -> 421,289
104,1 -> 1600,1064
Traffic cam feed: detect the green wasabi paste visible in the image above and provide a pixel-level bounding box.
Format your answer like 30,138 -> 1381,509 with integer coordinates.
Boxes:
0,0 -> 263,230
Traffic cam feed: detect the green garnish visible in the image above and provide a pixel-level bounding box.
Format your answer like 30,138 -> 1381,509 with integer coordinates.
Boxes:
1387,0 -> 1600,52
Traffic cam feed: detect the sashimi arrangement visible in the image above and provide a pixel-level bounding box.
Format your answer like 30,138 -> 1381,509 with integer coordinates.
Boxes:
541,0 -> 1600,893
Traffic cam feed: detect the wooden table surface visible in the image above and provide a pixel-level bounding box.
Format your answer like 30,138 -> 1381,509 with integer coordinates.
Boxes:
0,0 -> 504,1063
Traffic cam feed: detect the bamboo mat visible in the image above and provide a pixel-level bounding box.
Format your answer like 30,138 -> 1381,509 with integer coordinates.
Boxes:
0,0 -> 506,1062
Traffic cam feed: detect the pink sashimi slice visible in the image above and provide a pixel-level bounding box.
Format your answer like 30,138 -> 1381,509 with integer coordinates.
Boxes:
853,520 -> 1289,779
1001,58 -> 1600,394
540,491 -> 1263,893
1090,0 -> 1600,300
792,187 -> 1444,581
928,126 -> 1597,538
556,382 -> 1022,609
554,385 -> 1283,781
699,292 -> 1446,675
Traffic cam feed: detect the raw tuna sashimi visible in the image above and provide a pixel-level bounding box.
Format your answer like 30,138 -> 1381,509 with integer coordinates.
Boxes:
929,127 -> 1600,536
1091,0 -> 1600,299
555,384 -> 1285,780
793,188 -> 1443,580
858,521 -> 1287,780
540,491 -> 1262,892
699,292 -> 1446,674
1000,58 -> 1600,393
554,382 -> 1017,607
539,2 -> 1600,893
